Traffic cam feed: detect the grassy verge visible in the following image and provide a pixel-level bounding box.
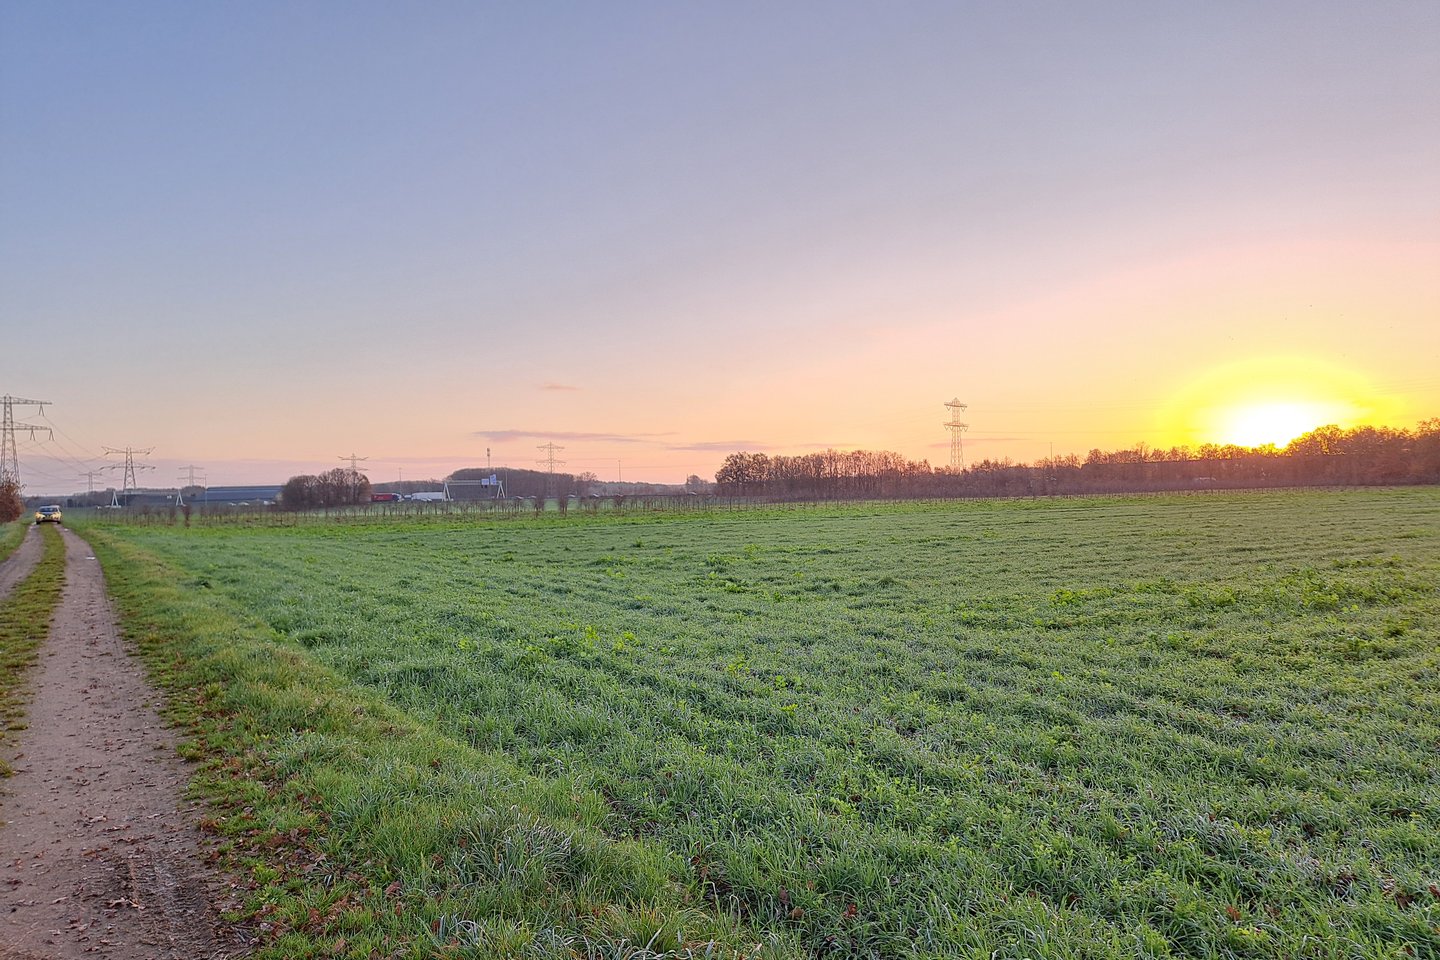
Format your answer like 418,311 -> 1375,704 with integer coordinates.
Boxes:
82,526 -> 789,960
0,524 -> 67,778
0,520 -> 28,566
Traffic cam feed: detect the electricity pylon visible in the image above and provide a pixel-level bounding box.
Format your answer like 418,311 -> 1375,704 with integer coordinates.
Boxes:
104,446 -> 155,505
536,442 -> 565,473
943,398 -> 969,470
536,443 -> 565,498
177,464 -> 205,506
79,470 -> 105,496
1,395 -> 52,489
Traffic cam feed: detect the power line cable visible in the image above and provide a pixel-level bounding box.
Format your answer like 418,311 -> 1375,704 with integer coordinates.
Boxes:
36,408 -> 106,462
27,434 -> 105,474
41,430 -> 105,462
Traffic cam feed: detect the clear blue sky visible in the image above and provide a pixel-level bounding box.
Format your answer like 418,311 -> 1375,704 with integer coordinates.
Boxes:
3,2 -> 1437,491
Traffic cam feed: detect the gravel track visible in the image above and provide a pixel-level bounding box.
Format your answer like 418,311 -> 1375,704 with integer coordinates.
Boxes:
1,528 -> 237,959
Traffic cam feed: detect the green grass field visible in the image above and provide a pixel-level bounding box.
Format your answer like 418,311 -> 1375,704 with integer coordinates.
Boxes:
84,490 -> 1440,959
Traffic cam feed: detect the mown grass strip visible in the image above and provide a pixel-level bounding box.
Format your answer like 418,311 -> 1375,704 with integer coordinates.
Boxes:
83,527 -> 789,960
0,524 -> 67,778
0,520 -> 28,566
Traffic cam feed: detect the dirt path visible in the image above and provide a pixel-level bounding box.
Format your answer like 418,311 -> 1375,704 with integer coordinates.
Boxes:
0,528 -> 237,959
0,526 -> 43,602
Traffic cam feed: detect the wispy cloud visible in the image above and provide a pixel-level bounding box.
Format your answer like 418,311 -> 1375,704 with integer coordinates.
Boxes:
666,439 -> 774,452
925,436 -> 1030,449
666,440 -> 867,454
539,382 -> 580,392
473,429 -> 671,445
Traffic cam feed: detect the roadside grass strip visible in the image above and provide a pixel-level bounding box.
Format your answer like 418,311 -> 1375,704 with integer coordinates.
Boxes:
84,528 -> 785,960
0,523 -> 67,778
0,520 -> 28,566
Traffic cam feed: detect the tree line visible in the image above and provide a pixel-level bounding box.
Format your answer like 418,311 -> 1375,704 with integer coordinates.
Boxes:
279,468 -> 371,509
281,465 -> 695,509
447,466 -> 586,499
714,421 -> 1440,499
445,467 -> 692,499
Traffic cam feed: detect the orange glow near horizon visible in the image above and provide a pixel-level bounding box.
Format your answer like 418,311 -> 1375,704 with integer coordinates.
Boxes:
1161,356 -> 1400,450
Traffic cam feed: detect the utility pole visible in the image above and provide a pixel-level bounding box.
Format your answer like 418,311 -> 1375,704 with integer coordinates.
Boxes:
1,395 -> 52,489
104,446 -> 155,506
943,398 -> 969,470
339,453 -> 369,472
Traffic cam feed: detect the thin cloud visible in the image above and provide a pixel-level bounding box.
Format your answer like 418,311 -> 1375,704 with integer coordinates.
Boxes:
926,437 -> 1030,448
669,441 -> 875,454
539,382 -> 580,392
473,429 -> 671,445
667,439 -> 775,452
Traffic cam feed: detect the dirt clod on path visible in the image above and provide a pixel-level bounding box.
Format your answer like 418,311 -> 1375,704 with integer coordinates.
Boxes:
1,528 -> 239,959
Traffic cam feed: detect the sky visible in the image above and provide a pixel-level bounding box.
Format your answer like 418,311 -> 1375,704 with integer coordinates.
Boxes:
2,1 -> 1437,494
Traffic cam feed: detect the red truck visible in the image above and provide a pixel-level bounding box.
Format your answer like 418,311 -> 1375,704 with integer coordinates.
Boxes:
370,493 -> 403,503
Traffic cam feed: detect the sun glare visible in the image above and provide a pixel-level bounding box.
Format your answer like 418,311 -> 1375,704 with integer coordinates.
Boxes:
1219,401 -> 1332,448
1160,356 -> 1396,450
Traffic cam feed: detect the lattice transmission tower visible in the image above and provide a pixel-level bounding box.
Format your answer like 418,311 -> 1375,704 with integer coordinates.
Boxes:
104,446 -> 155,505
536,442 -> 566,473
536,443 -> 565,497
177,464 -> 206,507
1,395 -> 52,489
943,398 -> 969,470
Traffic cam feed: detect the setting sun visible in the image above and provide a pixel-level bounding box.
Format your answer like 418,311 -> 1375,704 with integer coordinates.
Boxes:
1219,401 -> 1335,448
1160,356 -> 1401,450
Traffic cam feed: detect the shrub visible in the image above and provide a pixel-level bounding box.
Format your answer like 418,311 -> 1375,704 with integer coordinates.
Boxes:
0,479 -> 22,523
